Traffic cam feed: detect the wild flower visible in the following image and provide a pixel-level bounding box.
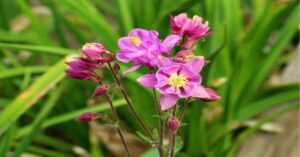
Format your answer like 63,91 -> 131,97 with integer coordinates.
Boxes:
116,28 -> 180,75
170,13 -> 211,48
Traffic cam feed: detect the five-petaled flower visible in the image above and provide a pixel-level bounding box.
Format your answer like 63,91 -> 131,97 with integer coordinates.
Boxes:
137,57 -> 218,110
116,28 -> 181,75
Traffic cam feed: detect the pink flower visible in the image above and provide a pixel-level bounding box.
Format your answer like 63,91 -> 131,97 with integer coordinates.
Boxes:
65,43 -> 112,83
137,57 -> 213,110
81,43 -> 114,63
92,85 -> 108,97
117,29 -> 180,75
170,13 -> 210,48
65,58 -> 102,82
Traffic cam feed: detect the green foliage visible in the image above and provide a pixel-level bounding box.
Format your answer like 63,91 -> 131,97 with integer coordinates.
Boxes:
0,0 -> 298,156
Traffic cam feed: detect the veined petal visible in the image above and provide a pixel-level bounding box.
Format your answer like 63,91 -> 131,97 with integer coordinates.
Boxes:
137,74 -> 157,88
160,94 -> 179,110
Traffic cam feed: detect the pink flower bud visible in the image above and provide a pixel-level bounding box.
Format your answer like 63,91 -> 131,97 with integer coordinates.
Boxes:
168,116 -> 180,134
76,112 -> 100,122
81,43 -> 114,62
113,63 -> 120,73
200,88 -> 221,102
92,85 -> 108,97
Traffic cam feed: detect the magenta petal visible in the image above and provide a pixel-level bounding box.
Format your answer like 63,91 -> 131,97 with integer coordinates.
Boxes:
191,85 -> 210,99
160,94 -> 179,110
161,35 -> 181,54
157,57 -> 174,68
137,74 -> 157,88
185,57 -> 205,73
122,64 -> 141,77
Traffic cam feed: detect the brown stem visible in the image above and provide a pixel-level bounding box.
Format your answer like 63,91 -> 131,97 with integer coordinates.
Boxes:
150,69 -> 165,157
98,82 -> 132,157
107,62 -> 156,142
178,98 -> 191,122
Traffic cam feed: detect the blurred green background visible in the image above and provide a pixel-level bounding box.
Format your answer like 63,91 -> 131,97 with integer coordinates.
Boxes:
0,0 -> 299,157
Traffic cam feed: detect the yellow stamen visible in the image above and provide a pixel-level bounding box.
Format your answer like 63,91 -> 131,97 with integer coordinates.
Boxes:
183,54 -> 195,62
168,74 -> 187,88
129,36 -> 141,47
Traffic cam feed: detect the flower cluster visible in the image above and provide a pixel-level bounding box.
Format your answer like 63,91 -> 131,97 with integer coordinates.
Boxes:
116,13 -> 219,110
65,43 -> 114,83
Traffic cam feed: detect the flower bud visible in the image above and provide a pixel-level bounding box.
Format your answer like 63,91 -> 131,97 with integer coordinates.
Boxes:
167,116 -> 180,134
200,88 -> 221,102
81,43 -> 114,62
92,85 -> 108,97
76,112 -> 100,122
113,63 -> 120,73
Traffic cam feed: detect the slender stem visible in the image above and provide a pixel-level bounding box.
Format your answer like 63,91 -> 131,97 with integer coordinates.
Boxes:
98,82 -> 132,157
107,62 -> 156,142
116,128 -> 132,157
178,98 -> 191,122
169,104 -> 177,157
150,69 -> 165,157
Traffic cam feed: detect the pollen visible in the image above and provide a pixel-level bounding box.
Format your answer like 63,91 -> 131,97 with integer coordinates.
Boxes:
183,54 -> 195,62
129,36 -> 141,47
168,73 -> 187,88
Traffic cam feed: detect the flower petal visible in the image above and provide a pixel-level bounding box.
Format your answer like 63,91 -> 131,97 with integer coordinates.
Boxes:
185,57 -> 205,73
137,74 -> 157,88
122,64 -> 141,77
190,85 -> 210,99
160,35 -> 181,54
160,94 -> 179,110
157,57 -> 174,68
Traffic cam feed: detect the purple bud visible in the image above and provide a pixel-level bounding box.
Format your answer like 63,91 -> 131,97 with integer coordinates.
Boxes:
81,43 -> 114,62
200,88 -> 221,102
92,85 -> 108,97
76,112 -> 100,122
167,116 -> 180,134
113,63 -> 120,73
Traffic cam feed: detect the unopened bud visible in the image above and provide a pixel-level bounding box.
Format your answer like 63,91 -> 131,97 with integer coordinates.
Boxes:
168,116 -> 180,134
113,63 -> 120,73
92,85 -> 108,97
76,112 -> 100,122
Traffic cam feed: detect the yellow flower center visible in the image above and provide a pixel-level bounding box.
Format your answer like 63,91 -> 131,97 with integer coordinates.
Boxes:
168,74 -> 187,88
129,36 -> 141,47
183,54 -> 195,62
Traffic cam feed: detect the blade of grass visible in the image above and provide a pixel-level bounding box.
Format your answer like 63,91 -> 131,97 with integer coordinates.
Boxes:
116,0 -> 133,34
0,56 -> 71,135
0,66 -> 49,79
0,124 -> 16,157
13,83 -> 65,157
237,89 -> 299,121
16,0 -> 52,44
16,99 -> 126,138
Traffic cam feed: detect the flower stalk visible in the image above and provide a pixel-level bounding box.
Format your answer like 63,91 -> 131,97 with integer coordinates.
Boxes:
107,62 -> 156,142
